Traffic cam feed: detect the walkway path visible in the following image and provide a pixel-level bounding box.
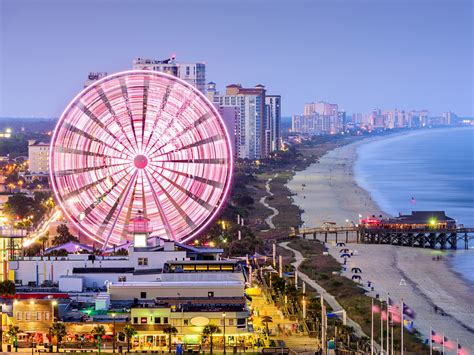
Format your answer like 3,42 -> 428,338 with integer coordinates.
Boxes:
259,173 -> 279,229
279,241 -> 368,340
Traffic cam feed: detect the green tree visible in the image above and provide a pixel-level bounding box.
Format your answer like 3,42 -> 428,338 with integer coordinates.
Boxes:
163,325 -> 178,353
3,194 -> 35,220
201,324 -> 221,353
38,232 -> 49,254
7,325 -> 21,352
50,321 -> 67,352
52,224 -> 78,246
92,325 -> 106,353
0,280 -> 15,296
123,325 -> 136,352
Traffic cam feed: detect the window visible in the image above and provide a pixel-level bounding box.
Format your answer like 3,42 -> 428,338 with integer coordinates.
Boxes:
140,292 -> 147,299
25,312 -> 30,321
208,291 -> 214,298
154,317 -> 161,324
220,319 -> 225,326
184,319 -> 189,326
133,317 -> 138,324
237,318 -> 246,327
45,312 -> 50,321
141,317 -> 147,324
138,258 -> 148,266
118,276 -> 126,282
163,317 -> 169,324
16,312 -> 22,320
228,319 -> 234,326
37,312 -> 42,321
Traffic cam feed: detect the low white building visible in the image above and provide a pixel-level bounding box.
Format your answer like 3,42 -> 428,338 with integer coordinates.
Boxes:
28,140 -> 50,174
10,239 -> 222,291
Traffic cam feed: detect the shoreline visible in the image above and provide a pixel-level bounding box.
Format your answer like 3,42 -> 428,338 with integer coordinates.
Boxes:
286,134 -> 474,351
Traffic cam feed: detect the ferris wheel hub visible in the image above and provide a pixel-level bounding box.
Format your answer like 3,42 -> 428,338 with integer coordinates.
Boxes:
134,154 -> 148,169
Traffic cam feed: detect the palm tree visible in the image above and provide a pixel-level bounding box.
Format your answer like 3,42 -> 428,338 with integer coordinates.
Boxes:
0,280 -> 15,296
261,316 -> 273,337
50,321 -> 67,352
39,233 -> 49,254
163,325 -> 178,353
92,325 -> 106,353
123,325 -> 136,352
7,325 -> 21,352
201,324 -> 221,354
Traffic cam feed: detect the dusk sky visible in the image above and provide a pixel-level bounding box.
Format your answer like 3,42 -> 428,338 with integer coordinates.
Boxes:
0,0 -> 472,118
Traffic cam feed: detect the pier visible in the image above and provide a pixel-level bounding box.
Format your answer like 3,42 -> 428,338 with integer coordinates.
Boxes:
290,226 -> 474,250
358,227 -> 474,250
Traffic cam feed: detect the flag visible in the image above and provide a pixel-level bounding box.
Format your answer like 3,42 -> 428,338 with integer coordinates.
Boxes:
372,304 -> 380,314
381,310 -> 388,321
403,303 -> 416,319
387,298 -> 398,314
431,330 -> 442,344
403,319 -> 414,332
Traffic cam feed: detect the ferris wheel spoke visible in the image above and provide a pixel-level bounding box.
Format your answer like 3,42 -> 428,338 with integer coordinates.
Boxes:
76,101 -> 136,157
143,169 -> 175,241
95,87 -> 138,157
61,165 -> 129,201
54,161 -> 129,177
147,164 -> 213,212
62,122 -> 126,157
119,77 -> 140,149
143,84 -> 173,151
56,146 -> 130,160
147,112 -> 213,158
140,78 -> 150,151
149,133 -> 225,160
149,162 -> 225,189
146,168 -> 197,231
99,170 -> 139,248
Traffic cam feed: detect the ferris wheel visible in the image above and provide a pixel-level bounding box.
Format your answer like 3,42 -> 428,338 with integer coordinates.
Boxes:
50,70 -> 233,247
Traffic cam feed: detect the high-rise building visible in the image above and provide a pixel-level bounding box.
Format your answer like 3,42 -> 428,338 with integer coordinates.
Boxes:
265,95 -> 281,153
303,101 -> 340,134
133,55 -> 206,93
28,140 -> 50,174
84,72 -> 108,88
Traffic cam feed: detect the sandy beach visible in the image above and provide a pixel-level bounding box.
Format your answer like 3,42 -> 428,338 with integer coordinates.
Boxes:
286,139 -> 474,352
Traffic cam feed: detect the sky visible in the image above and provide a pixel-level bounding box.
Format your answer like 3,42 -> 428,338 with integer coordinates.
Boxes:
0,0 -> 473,118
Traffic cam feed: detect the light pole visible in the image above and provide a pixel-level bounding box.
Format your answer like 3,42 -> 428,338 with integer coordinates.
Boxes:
51,300 -> 57,352
222,312 -> 226,354
0,303 -> 4,352
112,313 -> 116,353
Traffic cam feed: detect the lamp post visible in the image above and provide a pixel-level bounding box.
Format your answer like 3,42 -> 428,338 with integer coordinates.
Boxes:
112,313 -> 116,353
51,300 -> 57,352
222,312 -> 226,354
0,303 -> 4,352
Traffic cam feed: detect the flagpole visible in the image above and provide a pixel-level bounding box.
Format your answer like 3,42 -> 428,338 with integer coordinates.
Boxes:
401,299 -> 404,355
371,298 -> 374,355
380,300 -> 384,355
429,326 -> 432,355
386,294 -> 389,354
456,339 -> 459,355
391,324 -> 394,355
442,332 -> 445,355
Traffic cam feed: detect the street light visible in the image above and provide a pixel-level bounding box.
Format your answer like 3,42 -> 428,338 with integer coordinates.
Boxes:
0,303 -> 5,352
222,312 -> 226,354
112,313 -> 116,353
50,300 -> 57,352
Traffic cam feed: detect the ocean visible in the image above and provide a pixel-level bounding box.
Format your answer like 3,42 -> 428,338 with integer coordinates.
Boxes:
354,126 -> 474,283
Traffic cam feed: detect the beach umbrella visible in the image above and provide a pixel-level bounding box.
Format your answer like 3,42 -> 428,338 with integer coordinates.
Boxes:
351,275 -> 362,280
340,253 -> 351,258
339,248 -> 349,253
351,267 -> 362,273
336,242 -> 346,247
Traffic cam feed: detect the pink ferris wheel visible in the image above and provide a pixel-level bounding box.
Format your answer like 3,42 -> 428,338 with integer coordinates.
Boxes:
50,70 -> 233,247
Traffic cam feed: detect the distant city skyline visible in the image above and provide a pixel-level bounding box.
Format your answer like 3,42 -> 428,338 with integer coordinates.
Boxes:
0,0 -> 472,118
